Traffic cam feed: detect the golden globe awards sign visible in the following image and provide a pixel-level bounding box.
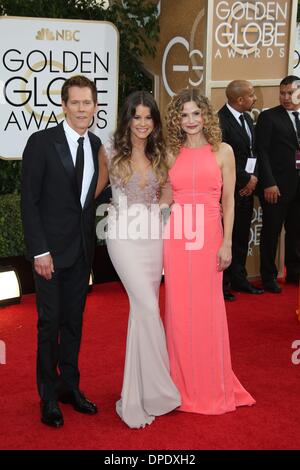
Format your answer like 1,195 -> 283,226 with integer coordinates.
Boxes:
0,17 -> 119,159
144,0 -> 297,279
144,0 -> 296,113
213,1 -> 289,61
208,0 -> 295,87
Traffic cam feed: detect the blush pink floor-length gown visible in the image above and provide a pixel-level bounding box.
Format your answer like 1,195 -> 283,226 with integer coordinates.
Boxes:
164,144 -> 255,414
104,140 -> 181,429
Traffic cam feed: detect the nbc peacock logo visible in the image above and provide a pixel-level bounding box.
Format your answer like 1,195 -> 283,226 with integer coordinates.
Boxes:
36,28 -> 55,41
36,28 -> 80,41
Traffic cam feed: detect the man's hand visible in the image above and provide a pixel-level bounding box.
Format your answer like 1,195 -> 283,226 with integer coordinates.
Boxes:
264,185 -> 281,204
239,175 -> 258,197
34,254 -> 54,280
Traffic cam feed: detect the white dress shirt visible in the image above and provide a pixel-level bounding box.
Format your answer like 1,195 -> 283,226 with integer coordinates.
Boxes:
63,119 -> 95,207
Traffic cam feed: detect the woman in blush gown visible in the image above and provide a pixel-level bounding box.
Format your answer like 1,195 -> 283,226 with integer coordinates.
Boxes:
163,89 -> 255,415
95,91 -> 180,429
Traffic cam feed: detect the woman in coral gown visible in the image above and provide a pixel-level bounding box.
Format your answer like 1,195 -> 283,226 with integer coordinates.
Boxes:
163,89 -> 255,414
95,91 -> 180,428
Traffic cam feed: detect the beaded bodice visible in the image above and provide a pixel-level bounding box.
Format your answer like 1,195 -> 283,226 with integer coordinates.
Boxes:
104,140 -> 160,208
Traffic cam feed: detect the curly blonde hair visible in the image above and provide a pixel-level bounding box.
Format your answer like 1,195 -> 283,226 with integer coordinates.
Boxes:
110,91 -> 168,186
165,89 -> 222,165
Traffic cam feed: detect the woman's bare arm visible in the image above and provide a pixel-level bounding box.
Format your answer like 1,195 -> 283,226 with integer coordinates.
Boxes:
95,144 -> 109,198
216,142 -> 236,271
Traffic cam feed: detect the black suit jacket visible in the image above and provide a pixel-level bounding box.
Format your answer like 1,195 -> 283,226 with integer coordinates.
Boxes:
21,122 -> 101,268
218,105 -> 256,190
255,105 -> 299,200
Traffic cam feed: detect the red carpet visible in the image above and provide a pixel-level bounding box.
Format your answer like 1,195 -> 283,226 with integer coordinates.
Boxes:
0,281 -> 299,450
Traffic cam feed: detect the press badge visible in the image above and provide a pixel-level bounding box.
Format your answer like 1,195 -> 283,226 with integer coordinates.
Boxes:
295,150 -> 300,170
245,157 -> 257,174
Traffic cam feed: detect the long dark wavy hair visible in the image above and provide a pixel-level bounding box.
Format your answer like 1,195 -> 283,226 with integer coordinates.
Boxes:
110,91 -> 168,185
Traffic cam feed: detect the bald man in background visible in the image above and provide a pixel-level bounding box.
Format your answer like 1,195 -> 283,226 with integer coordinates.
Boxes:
218,80 -> 264,300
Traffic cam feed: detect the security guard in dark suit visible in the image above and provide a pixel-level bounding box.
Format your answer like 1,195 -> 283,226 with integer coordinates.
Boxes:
218,80 -> 264,300
256,75 -> 300,293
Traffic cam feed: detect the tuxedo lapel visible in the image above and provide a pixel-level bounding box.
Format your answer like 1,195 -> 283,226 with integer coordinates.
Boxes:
222,106 -> 250,147
278,106 -> 299,148
54,122 -> 79,198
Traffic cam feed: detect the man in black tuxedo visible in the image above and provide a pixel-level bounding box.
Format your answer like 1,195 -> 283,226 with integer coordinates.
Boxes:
218,80 -> 264,300
255,75 -> 300,293
21,75 -> 101,427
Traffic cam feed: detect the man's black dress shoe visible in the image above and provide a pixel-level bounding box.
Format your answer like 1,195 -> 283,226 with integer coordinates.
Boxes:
262,279 -> 282,293
59,390 -> 98,414
231,283 -> 264,294
223,291 -> 236,301
40,400 -> 64,428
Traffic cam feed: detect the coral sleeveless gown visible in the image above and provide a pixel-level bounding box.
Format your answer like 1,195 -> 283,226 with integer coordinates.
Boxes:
164,144 -> 255,414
